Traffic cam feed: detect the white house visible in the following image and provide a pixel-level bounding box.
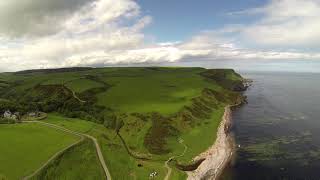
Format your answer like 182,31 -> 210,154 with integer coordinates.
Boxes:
3,110 -> 18,120
3,110 -> 12,118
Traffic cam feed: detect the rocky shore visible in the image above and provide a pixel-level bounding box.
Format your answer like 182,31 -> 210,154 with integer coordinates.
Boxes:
187,106 -> 235,180
187,79 -> 250,180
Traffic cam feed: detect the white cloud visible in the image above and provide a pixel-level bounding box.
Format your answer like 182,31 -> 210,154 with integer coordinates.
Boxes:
61,31 -> 320,68
0,0 -> 319,72
0,0 -> 93,37
158,41 -> 182,47
0,0 -> 152,71
228,0 -> 320,47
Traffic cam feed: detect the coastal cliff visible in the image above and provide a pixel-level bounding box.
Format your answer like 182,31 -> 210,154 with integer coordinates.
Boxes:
186,106 -> 234,180
187,81 -> 249,180
0,67 -> 248,179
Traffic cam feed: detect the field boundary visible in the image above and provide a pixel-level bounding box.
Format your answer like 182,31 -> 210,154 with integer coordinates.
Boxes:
22,135 -> 84,180
21,121 -> 112,180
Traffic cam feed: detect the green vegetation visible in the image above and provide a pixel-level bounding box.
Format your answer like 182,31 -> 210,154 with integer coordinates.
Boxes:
97,68 -> 221,115
44,114 -> 96,133
0,118 -> 17,124
32,139 -> 105,180
0,67 -> 246,179
178,107 -> 225,163
0,123 -> 79,179
65,78 -> 104,93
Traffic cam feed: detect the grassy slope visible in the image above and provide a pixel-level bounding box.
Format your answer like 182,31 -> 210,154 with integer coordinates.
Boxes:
0,67 -> 244,180
65,78 -> 104,93
31,139 -> 105,180
178,106 -> 225,163
44,114 -> 168,179
0,123 -> 79,179
45,114 -> 96,133
97,68 -> 221,115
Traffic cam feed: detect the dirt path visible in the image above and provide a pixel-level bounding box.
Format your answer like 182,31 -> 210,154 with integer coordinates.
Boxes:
22,121 -> 112,180
72,91 -> 86,103
83,134 -> 111,179
164,140 -> 188,180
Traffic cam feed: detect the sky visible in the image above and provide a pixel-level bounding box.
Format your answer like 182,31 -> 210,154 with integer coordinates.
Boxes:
0,0 -> 320,72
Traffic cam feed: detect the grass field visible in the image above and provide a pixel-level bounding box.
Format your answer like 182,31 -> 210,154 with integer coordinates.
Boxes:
0,67 -> 245,180
177,106 -> 225,163
32,139 -> 105,180
65,78 -> 104,93
44,114 -> 168,179
45,114 -> 96,133
0,123 -> 79,179
97,68 -> 221,115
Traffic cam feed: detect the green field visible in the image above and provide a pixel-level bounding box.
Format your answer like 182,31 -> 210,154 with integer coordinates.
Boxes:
32,139 -> 105,180
65,78 -> 104,93
44,114 -> 168,179
0,123 -> 79,179
96,68 -> 221,115
45,114 -> 96,133
0,67 -> 245,179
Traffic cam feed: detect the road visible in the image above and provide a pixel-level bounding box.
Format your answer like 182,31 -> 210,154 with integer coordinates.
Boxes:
22,121 -> 112,180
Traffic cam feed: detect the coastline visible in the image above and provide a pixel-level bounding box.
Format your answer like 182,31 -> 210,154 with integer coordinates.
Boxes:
187,105 -> 235,180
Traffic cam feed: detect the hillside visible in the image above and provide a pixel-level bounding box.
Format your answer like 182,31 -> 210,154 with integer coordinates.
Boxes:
0,67 -> 246,179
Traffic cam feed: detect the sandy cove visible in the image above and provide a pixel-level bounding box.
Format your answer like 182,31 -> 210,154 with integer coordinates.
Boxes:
187,106 -> 234,180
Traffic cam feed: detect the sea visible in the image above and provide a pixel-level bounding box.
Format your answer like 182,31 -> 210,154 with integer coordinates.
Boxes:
221,71 -> 320,180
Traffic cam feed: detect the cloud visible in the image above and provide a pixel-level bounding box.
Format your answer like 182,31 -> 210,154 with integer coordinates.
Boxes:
0,0 -> 94,37
227,0 -> 320,48
0,0 -> 319,72
60,31 -> 320,68
0,0 -> 152,71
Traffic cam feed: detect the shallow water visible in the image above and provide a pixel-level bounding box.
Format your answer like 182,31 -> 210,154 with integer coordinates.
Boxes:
222,72 -> 320,180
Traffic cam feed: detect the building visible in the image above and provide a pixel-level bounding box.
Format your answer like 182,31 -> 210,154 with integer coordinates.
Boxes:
3,110 -> 19,121
3,110 -> 12,118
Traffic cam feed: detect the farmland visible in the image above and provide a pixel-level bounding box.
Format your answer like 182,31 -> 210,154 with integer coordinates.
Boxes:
32,139 -> 105,180
0,123 -> 79,179
0,67 -> 245,179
